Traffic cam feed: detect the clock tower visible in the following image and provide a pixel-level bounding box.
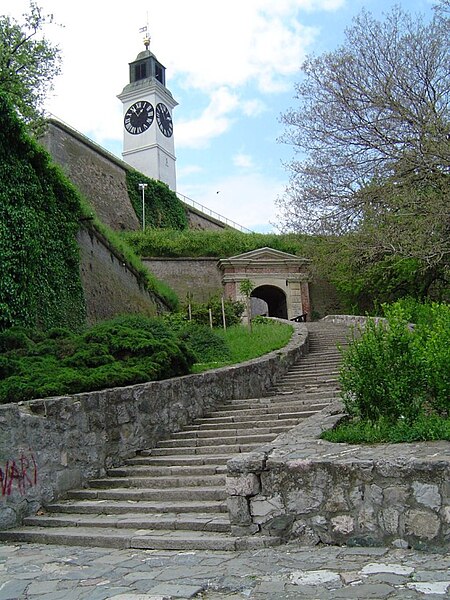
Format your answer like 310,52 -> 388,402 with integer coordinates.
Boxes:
118,35 -> 178,190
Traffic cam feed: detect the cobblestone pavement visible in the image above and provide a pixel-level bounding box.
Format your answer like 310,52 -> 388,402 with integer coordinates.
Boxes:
0,542 -> 449,599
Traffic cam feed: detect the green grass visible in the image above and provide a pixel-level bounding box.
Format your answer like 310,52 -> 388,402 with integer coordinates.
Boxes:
191,321 -> 294,373
321,414 -> 450,444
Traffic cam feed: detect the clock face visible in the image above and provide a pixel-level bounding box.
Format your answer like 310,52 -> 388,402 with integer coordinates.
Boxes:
124,101 -> 154,135
156,103 -> 173,137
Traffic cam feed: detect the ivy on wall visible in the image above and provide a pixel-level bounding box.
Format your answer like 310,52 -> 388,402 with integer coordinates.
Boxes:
126,170 -> 188,231
0,93 -> 86,331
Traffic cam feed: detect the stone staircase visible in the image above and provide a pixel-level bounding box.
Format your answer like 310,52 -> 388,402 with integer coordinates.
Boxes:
0,322 -> 349,550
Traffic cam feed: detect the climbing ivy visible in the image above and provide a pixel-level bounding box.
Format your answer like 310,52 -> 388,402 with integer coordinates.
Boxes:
0,93 -> 86,331
126,169 -> 188,231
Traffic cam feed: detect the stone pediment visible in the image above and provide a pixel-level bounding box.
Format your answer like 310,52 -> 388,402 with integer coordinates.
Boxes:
218,247 -> 310,269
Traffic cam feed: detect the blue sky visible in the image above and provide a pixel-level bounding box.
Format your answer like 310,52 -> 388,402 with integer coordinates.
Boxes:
4,0 -> 435,232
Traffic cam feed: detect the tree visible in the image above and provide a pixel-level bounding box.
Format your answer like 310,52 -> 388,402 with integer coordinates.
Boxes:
277,3 -> 449,307
239,279 -> 254,331
277,4 -> 450,237
0,1 -> 61,133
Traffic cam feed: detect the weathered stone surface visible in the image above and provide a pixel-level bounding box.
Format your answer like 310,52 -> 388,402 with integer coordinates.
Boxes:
379,508 -> 400,535
225,474 -> 260,497
225,372 -> 450,550
227,496 -> 251,526
250,495 -> 284,524
412,482 -> 441,510
331,515 -> 355,535
405,509 -> 441,540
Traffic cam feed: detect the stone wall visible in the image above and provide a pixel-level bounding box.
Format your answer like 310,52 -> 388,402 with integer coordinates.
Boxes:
0,323 -> 308,529
42,120 -> 140,232
78,225 -> 168,324
41,119 -> 231,233
226,403 -> 450,552
142,258 -> 222,303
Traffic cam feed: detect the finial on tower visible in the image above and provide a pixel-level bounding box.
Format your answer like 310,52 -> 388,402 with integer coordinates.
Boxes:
139,13 -> 151,50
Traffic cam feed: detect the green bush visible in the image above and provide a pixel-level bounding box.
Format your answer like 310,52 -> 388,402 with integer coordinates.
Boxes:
187,297 -> 245,328
339,301 -> 449,425
0,315 -> 196,403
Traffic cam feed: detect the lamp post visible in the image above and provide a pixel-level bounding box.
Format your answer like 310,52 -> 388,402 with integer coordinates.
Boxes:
138,183 -> 148,231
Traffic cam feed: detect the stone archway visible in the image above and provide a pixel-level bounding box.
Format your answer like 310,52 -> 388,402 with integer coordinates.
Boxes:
251,285 -> 288,319
218,247 -> 311,322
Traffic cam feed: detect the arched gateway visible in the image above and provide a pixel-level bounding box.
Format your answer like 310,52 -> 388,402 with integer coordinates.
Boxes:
218,247 -> 311,322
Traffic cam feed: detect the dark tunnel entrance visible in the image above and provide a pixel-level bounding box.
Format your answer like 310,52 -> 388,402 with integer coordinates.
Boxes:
251,285 -> 288,319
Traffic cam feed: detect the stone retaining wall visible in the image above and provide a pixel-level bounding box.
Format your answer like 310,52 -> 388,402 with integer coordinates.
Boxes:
226,403 -> 450,552
0,323 -> 307,529
78,225 -> 169,324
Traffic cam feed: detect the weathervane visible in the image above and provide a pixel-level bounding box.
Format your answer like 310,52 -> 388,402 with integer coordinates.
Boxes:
139,13 -> 150,50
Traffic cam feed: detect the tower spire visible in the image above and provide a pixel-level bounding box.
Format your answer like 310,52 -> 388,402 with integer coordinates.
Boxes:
139,13 -> 150,50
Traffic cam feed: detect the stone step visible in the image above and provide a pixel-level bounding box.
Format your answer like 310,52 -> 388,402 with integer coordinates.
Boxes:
186,418 -> 300,432
278,374 -> 339,384
88,474 -> 226,489
128,454 -> 232,465
171,425 -> 290,439
150,443 -> 264,456
215,390 -> 337,406
207,403 -> 328,418
108,464 -> 227,477
156,432 -> 277,449
23,512 -> 231,533
0,526 -> 281,551
46,499 -> 228,515
67,486 -> 227,501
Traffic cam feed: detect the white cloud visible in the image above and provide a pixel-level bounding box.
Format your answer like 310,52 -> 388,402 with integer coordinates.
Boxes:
175,87 -> 239,149
233,153 -> 255,169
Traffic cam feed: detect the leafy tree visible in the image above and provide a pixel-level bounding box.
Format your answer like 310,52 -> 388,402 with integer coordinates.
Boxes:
277,3 -> 449,307
278,3 -> 449,236
239,279 -> 254,331
0,1 -> 61,133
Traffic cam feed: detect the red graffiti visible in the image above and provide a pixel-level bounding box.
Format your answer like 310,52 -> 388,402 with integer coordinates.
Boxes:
0,453 -> 38,496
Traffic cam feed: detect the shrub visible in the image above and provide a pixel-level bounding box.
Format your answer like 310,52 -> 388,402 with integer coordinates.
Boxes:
178,323 -> 231,363
339,301 -> 449,424
186,297 -> 245,328
0,315 -> 196,403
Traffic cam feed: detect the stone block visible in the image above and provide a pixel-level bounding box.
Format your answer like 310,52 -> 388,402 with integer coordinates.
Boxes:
226,474 -> 260,497
405,509 -> 441,540
250,494 -> 284,524
379,508 -> 400,535
412,482 -> 441,510
286,488 -> 323,514
291,519 -> 321,546
331,515 -> 355,535
227,496 -> 251,526
324,486 -> 348,513
383,485 -> 409,506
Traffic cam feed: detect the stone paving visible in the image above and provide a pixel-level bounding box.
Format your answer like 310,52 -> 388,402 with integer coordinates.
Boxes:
0,542 -> 449,599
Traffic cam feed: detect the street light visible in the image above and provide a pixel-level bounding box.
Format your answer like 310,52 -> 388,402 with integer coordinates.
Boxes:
138,183 -> 148,231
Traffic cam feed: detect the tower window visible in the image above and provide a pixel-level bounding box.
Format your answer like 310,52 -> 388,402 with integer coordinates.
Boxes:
134,63 -> 147,81
155,64 -> 165,85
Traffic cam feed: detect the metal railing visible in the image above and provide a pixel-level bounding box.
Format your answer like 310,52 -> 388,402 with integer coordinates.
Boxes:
177,192 -> 253,233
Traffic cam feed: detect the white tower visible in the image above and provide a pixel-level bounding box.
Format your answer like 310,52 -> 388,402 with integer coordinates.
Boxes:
118,35 -> 178,190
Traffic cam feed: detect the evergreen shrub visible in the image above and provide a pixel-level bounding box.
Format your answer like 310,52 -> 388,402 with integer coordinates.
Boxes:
0,315 -> 196,403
